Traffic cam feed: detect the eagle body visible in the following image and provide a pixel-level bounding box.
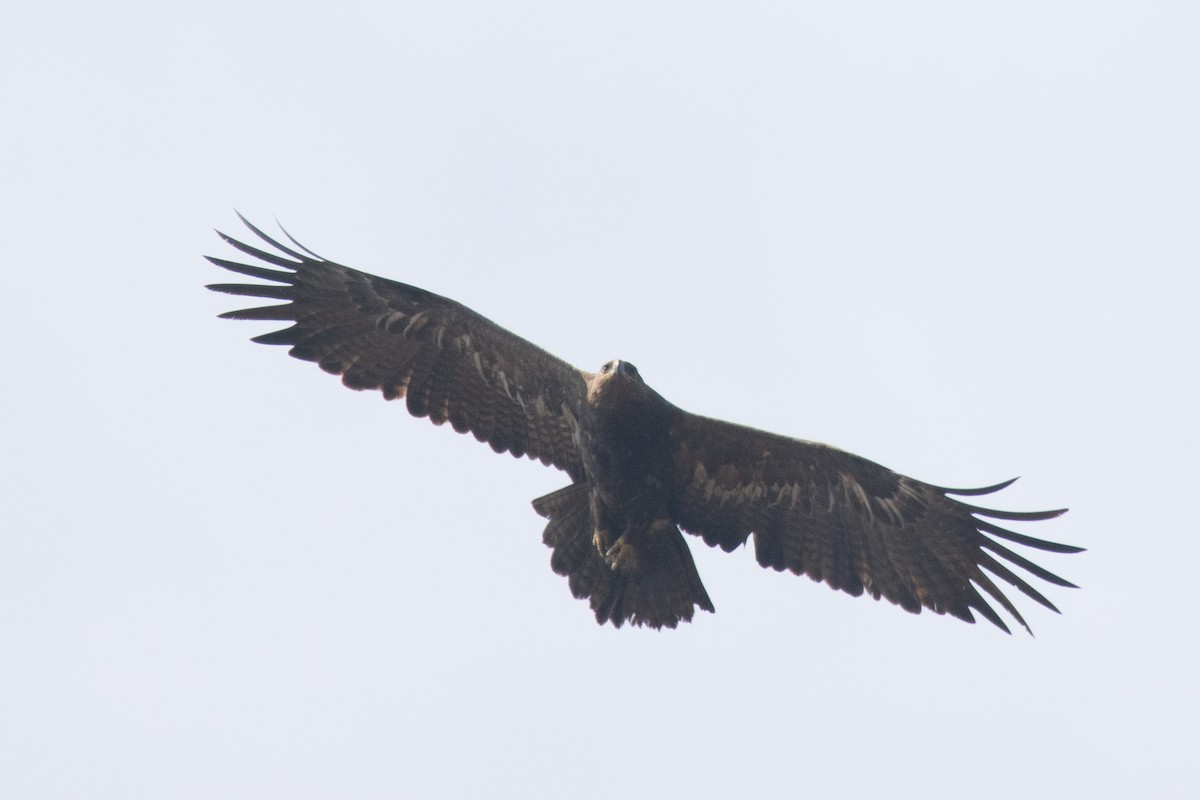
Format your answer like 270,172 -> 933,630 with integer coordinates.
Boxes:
208,216 -> 1082,633
560,360 -> 715,627
580,360 -> 677,540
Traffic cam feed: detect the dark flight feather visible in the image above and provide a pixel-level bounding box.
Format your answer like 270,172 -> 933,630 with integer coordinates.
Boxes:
208,216 -> 1081,633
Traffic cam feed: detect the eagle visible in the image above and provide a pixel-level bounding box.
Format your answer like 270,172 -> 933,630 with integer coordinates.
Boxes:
207,215 -> 1081,634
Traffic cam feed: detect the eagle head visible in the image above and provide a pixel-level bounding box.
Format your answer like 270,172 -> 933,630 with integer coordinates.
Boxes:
599,359 -> 641,381
588,359 -> 647,406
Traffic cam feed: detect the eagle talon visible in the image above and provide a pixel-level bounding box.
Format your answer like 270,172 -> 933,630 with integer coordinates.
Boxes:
592,529 -> 610,555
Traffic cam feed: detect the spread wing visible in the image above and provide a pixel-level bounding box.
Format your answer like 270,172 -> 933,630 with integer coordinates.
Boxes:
670,414 -> 1080,633
207,215 -> 589,480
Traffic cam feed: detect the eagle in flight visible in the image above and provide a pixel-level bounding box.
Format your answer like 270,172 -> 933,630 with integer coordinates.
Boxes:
207,215 -> 1081,633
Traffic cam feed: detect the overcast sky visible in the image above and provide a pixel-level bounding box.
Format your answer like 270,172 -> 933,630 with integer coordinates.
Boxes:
3,2 -> 1197,798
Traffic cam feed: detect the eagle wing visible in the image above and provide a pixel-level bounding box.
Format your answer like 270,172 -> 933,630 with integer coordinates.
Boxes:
207,216 -> 589,480
670,413 -> 1079,633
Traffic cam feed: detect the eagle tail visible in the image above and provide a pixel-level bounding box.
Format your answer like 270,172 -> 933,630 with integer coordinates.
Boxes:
533,484 -> 715,629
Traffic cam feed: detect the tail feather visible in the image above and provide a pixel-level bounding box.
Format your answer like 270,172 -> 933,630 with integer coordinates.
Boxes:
533,484 -> 715,629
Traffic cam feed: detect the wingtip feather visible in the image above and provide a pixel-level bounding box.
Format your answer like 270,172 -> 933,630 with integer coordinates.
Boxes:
938,476 -> 1020,496
274,216 -> 327,260
235,212 -> 310,262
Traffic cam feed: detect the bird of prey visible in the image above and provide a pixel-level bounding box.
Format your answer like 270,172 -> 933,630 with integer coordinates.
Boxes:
207,215 -> 1081,633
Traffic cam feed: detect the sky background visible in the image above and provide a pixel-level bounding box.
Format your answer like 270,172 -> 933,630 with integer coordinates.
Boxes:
3,2 -> 1198,798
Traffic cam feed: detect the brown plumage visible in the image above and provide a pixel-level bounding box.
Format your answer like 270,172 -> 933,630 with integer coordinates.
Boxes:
207,215 -> 1082,633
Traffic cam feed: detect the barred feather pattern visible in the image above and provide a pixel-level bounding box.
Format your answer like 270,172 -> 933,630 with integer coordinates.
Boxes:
207,215 -> 589,480
671,415 -> 1079,633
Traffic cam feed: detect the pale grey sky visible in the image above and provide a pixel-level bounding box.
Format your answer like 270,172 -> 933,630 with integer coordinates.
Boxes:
3,2 -> 1197,798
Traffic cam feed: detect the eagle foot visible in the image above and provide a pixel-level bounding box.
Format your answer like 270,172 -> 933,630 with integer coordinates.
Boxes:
602,535 -> 639,571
